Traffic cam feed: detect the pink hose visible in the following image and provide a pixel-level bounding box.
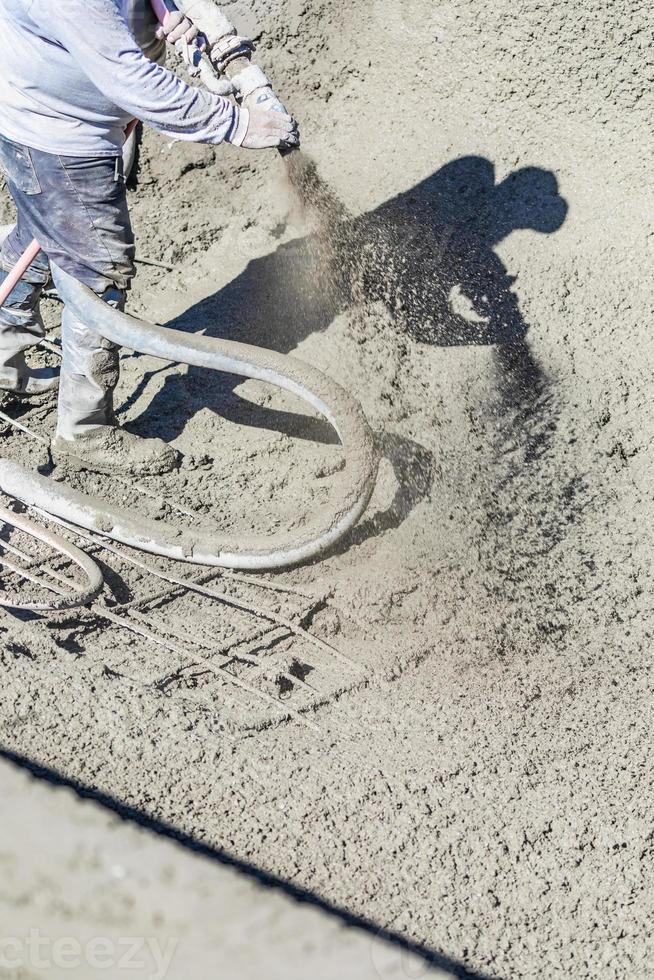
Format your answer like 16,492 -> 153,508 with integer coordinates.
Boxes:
0,238 -> 41,308
149,0 -> 171,21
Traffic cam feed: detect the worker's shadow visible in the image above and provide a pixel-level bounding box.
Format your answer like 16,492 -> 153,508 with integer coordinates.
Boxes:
137,155 -> 567,543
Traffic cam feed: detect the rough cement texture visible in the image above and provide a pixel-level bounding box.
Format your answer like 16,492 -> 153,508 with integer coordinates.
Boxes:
0,0 -> 653,977
0,756 -> 451,978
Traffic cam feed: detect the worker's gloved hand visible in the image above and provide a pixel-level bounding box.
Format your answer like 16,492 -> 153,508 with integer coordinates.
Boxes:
244,85 -> 289,116
236,107 -> 300,150
155,10 -> 202,48
208,33 -> 256,73
227,63 -> 299,150
230,64 -> 288,113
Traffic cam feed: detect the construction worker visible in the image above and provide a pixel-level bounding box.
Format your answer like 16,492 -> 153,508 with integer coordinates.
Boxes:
0,0 -> 298,475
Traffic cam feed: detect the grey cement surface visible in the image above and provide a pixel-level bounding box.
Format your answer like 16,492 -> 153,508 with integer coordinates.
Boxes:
0,756 -> 450,979
0,0 -> 652,977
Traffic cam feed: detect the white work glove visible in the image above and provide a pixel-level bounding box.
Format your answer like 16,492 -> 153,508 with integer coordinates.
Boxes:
228,64 -> 286,111
244,85 -> 289,116
207,33 -> 257,73
232,107 -> 299,150
226,63 -> 300,151
155,10 -> 206,72
175,0 -> 236,47
155,10 -> 201,46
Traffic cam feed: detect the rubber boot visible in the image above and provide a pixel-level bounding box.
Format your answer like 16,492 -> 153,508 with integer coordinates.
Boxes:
51,288 -> 180,477
0,224 -> 58,398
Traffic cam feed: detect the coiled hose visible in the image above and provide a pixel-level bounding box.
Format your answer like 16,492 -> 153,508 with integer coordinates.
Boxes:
0,265 -> 379,571
0,503 -> 103,611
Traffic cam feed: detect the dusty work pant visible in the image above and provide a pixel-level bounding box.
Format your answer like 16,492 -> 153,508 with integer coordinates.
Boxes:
0,133 -> 135,438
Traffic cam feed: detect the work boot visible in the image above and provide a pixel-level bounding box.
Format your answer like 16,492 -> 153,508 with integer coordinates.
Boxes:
54,285 -> 181,477
0,225 -> 57,398
0,350 -> 59,398
51,426 -> 180,477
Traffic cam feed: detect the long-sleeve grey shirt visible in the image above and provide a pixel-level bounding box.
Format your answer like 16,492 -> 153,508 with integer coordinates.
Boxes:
0,0 -> 248,157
